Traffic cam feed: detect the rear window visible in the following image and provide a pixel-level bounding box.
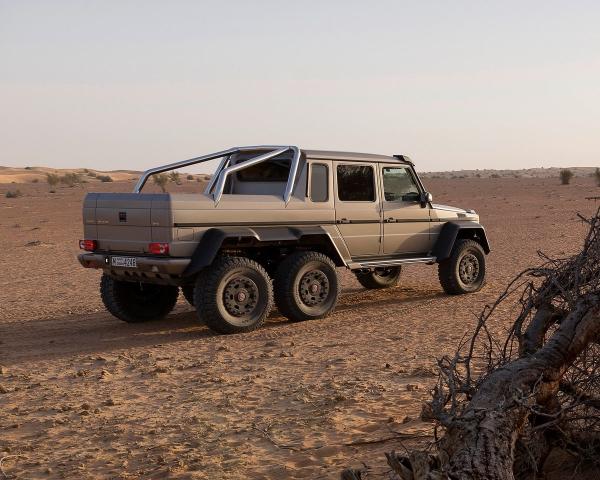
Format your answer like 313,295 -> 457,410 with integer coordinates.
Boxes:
235,151 -> 292,182
337,165 -> 375,201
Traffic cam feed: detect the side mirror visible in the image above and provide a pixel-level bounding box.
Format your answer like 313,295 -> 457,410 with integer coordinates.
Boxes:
420,191 -> 433,207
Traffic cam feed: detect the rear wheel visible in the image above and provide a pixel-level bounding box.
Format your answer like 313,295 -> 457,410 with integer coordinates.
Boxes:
194,257 -> 273,334
355,266 -> 401,289
100,274 -> 179,323
274,251 -> 339,322
438,239 -> 486,294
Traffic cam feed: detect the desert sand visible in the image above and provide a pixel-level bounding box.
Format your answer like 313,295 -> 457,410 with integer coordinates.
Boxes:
1,171 -> 598,479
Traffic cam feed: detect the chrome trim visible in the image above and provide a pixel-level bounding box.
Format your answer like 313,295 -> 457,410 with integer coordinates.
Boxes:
213,147 -> 288,205
134,147 -> 237,193
349,256 -> 436,269
133,145 -> 302,206
204,154 -> 230,195
283,146 -> 301,205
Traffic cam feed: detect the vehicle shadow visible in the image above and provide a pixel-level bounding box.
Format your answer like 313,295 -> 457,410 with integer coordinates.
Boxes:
2,286 -> 446,365
1,308 -> 209,364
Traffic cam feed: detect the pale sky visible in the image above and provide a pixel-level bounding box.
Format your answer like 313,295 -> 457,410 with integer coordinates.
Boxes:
1,1 -> 599,172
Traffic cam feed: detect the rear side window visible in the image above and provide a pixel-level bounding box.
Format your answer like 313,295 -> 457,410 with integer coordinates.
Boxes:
234,150 -> 293,182
337,165 -> 375,201
236,158 -> 290,182
310,164 -> 328,202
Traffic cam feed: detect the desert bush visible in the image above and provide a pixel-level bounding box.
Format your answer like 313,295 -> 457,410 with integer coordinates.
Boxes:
203,175 -> 211,181
5,190 -> 22,198
560,169 -> 574,185
491,173 -> 501,178
475,173 -> 481,178
153,173 -> 169,192
32,178 -> 39,183
24,166 -> 32,170
46,173 -> 60,189
97,175 -> 113,182
60,172 -> 82,187
187,174 -> 194,181
168,171 -> 181,185
87,171 -> 97,178
594,168 -> 600,187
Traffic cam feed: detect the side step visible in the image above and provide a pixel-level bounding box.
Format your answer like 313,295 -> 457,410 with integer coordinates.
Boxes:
348,256 -> 436,270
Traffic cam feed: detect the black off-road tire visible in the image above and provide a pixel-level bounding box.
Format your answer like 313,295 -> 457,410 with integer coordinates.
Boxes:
194,256 -> 273,334
355,266 -> 402,289
182,285 -> 195,306
100,274 -> 179,323
438,239 -> 486,294
274,251 -> 339,322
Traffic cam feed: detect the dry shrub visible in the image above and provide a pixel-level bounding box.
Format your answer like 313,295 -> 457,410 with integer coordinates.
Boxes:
60,172 -> 82,187
168,171 -> 181,185
153,173 -> 169,192
560,169 -> 574,185
5,190 -> 22,198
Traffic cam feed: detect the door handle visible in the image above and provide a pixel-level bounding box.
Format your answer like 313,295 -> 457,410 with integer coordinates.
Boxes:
385,217 -> 395,223
337,218 -> 351,224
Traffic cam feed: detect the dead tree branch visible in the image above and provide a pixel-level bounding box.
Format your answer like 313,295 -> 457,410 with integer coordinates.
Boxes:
344,208 -> 600,480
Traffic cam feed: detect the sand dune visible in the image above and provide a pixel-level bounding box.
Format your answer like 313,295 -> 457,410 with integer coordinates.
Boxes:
0,166 -> 141,184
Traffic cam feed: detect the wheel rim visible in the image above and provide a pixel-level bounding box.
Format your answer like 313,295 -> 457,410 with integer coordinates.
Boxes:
223,275 -> 259,317
374,267 -> 397,278
298,269 -> 330,307
459,253 -> 480,285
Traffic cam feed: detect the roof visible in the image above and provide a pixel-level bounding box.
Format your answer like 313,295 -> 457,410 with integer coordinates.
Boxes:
301,149 -> 412,164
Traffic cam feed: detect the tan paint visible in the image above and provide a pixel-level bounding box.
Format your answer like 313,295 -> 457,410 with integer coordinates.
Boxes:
80,153 -> 482,266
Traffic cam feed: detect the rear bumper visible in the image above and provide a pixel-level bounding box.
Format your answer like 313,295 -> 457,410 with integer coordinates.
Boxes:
78,253 -> 191,276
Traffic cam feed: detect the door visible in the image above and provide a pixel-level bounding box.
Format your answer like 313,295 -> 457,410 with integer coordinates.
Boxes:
380,165 -> 432,255
334,162 -> 381,257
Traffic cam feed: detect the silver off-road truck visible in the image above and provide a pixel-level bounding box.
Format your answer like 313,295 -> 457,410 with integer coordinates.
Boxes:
79,146 -> 489,334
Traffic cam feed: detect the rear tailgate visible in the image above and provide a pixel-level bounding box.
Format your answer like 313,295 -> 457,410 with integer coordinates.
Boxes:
83,193 -> 172,253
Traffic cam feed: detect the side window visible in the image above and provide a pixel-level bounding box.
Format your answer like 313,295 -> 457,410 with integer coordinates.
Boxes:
382,167 -> 420,202
310,163 -> 328,202
337,165 -> 375,202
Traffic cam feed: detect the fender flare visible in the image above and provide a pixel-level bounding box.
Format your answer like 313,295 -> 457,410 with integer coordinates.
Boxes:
432,221 -> 490,262
182,225 -> 343,277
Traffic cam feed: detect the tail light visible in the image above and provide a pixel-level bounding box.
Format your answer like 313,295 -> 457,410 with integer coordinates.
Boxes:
79,239 -> 97,251
149,242 -> 169,255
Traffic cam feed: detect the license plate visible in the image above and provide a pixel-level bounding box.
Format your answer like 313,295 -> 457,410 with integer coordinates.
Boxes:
111,256 -> 137,268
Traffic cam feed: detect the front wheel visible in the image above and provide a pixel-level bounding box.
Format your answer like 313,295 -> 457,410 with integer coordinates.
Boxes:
438,239 -> 486,294
100,275 -> 179,323
355,266 -> 401,289
194,257 -> 273,334
274,251 -> 339,322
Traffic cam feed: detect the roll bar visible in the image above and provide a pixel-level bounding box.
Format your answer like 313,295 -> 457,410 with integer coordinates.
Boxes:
133,145 -> 301,205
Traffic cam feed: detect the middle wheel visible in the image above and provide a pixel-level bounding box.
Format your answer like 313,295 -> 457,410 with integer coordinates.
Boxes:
194,256 -> 273,334
274,251 -> 340,322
